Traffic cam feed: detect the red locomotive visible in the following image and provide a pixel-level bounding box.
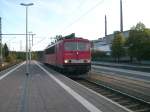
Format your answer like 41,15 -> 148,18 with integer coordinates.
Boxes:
43,35 -> 91,74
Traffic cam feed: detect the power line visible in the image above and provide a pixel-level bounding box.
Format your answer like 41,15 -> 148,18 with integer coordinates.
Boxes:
0,33 -> 36,35
32,37 -> 48,47
61,0 -> 104,34
31,0 -> 105,50
32,36 -> 57,47
4,37 -> 16,43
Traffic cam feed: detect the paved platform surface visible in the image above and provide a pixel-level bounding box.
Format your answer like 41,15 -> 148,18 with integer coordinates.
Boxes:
0,61 -> 132,112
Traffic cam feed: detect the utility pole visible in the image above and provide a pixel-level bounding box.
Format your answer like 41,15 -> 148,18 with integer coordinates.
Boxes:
105,14 -> 107,37
0,17 -> 3,66
29,32 -> 31,65
20,40 -> 22,51
32,34 -> 33,46
28,32 -> 34,65
120,0 -> 123,32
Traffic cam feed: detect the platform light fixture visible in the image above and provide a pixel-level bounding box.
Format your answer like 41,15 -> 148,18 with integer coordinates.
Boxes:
20,3 -> 34,76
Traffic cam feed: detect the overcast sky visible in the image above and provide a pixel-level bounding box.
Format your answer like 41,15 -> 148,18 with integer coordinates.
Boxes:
1,0 -> 150,51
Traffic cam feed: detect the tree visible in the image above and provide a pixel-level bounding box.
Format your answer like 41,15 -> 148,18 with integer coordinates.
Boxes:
140,28 -> 150,60
111,31 -> 125,62
16,52 -> 26,60
91,50 -> 107,61
0,43 -> 3,56
126,22 -> 150,62
3,43 -> 9,58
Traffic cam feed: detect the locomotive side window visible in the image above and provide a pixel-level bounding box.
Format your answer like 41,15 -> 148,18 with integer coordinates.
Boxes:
45,46 -> 55,54
64,42 -> 77,51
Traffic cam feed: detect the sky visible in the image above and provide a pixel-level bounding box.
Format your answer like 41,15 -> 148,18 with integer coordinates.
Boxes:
1,0 -> 150,51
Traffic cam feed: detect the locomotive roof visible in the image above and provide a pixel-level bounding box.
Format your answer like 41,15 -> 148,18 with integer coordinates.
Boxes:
45,37 -> 89,49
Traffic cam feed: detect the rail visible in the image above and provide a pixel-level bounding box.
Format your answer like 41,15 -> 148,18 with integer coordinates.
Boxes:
72,78 -> 150,112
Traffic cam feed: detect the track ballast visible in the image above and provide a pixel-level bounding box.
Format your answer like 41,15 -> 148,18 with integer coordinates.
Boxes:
73,78 -> 150,112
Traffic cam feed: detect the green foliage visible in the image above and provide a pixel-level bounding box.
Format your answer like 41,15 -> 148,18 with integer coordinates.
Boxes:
134,22 -> 146,31
141,40 -> 150,60
5,52 -> 17,62
16,52 -> 26,60
0,43 -> 3,56
34,51 -> 44,61
111,31 -> 125,62
31,51 -> 38,60
91,50 -> 108,61
126,22 -> 150,61
3,43 -> 9,58
5,55 -> 14,62
5,51 -> 39,62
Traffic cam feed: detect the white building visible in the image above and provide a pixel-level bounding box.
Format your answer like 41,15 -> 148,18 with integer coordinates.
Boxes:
92,30 -> 130,54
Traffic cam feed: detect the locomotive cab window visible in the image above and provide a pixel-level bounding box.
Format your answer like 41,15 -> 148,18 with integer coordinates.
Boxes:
64,42 -> 76,51
78,42 -> 90,51
64,42 -> 90,51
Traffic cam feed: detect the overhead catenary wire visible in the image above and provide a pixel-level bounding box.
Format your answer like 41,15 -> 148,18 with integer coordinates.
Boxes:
4,37 -> 16,43
32,37 -> 48,47
60,0 -> 104,35
32,0 -> 105,50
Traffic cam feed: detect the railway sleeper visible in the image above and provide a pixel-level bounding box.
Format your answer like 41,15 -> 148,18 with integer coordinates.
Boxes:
134,108 -> 150,112
83,85 -> 96,88
98,92 -> 112,95
111,97 -> 126,101
93,89 -> 104,92
92,87 -> 104,90
103,93 -> 117,97
130,105 -> 150,112
125,103 -> 141,108
75,79 -> 150,112
118,100 -> 133,105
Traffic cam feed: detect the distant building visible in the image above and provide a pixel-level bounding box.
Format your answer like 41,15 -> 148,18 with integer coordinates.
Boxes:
92,30 -> 130,54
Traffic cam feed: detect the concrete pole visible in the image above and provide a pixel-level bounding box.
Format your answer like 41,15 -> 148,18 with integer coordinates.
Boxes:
29,33 -> 31,65
105,15 -> 107,37
25,6 -> 29,75
0,17 -> 3,66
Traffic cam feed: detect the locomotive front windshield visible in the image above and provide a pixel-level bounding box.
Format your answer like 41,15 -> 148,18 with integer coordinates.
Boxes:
64,42 -> 90,51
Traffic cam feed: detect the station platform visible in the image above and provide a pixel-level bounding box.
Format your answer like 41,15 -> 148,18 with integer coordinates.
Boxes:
0,61 -> 132,112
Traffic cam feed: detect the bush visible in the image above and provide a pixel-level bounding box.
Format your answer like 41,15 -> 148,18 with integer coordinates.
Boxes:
5,55 -> 16,63
92,50 -> 108,61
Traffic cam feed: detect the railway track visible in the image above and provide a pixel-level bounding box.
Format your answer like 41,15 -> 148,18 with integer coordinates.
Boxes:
73,78 -> 150,112
92,62 -> 150,72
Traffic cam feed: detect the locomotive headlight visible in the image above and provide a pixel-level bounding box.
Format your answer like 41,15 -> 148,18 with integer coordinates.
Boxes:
86,59 -> 91,63
84,59 -> 91,63
64,60 -> 68,63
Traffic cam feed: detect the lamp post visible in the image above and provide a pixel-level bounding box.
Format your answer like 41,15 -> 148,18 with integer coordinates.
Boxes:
20,3 -> 34,75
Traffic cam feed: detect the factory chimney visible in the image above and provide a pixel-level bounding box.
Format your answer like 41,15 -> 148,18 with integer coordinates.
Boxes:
105,15 -> 107,37
120,0 -> 123,32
